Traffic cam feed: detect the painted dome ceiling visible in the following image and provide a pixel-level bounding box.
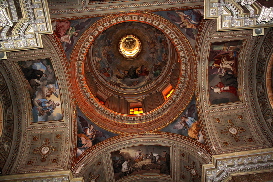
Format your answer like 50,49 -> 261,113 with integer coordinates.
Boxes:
71,13 -> 196,133
85,21 -> 178,114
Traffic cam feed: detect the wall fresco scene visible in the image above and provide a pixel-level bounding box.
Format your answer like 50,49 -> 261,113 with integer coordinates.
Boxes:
111,145 -> 170,181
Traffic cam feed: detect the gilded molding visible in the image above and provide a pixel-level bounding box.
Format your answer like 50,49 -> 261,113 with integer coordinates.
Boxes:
247,27 -> 273,144
267,54 -> 273,109
204,0 -> 273,31
0,61 -> 28,174
202,147 -> 273,182
0,0 -> 52,52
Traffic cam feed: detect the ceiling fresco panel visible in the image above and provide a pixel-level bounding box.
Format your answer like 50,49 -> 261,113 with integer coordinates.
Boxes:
208,40 -> 242,105
18,58 -> 63,123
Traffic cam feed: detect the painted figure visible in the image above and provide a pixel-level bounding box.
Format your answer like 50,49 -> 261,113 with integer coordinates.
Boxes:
208,41 -> 242,104
160,151 -> 170,175
167,9 -> 203,39
211,82 -> 237,96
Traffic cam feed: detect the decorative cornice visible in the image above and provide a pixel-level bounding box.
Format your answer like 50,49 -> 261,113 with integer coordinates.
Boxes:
49,0 -> 204,20
202,147 -> 273,182
0,0 -> 52,52
204,0 -> 273,31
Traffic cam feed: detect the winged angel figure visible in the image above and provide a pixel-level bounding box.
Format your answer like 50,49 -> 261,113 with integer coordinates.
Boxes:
167,9 -> 203,39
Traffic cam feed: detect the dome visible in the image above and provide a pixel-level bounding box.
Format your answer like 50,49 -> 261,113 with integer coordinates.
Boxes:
71,13 -> 196,133
85,21 -> 179,114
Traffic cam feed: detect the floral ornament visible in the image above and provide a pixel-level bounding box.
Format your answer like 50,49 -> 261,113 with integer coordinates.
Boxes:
220,120 -> 246,142
33,138 -> 56,162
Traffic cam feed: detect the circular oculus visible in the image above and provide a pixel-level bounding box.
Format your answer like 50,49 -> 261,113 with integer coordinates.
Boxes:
119,35 -> 141,59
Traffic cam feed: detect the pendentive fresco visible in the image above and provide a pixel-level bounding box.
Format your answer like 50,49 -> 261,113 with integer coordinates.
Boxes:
161,96 -> 204,143
154,9 -> 204,46
76,109 -> 117,157
53,17 -> 101,59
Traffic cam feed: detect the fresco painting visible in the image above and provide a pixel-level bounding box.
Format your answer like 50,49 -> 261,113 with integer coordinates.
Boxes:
111,145 -> 170,181
53,17 -> 101,58
154,9 -> 204,43
77,109 -> 117,157
161,97 -> 204,143
91,22 -> 171,89
19,59 -> 62,123
208,41 -> 242,105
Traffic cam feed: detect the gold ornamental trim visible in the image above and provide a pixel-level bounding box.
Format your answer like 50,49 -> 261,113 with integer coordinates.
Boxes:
202,147 -> 273,182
